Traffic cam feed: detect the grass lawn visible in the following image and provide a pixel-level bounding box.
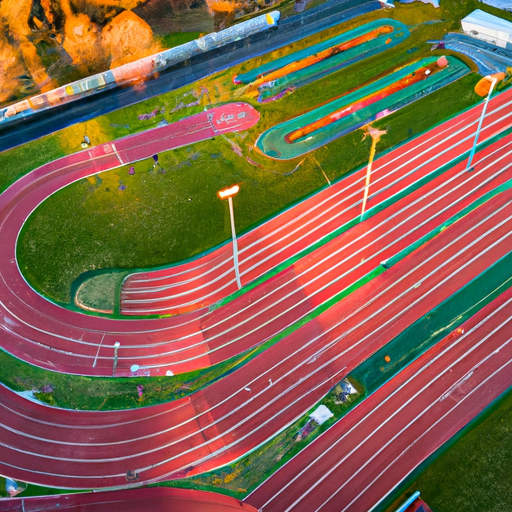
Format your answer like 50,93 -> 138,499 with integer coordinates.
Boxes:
0,344 -> 256,411
159,32 -> 202,48
11,0 -> 493,306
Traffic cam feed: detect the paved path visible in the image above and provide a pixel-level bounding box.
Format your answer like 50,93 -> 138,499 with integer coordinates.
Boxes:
0,0 -> 383,152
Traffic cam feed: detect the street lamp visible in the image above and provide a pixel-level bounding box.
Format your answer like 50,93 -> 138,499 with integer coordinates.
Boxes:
217,184 -> 242,289
361,125 -> 387,219
466,74 -> 499,171
112,341 -> 120,377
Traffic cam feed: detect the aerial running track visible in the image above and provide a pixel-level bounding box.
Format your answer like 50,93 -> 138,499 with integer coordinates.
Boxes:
2,5 -> 512,511
0,148 -> 511,492
0,90 -> 511,378
0,96 -> 512,492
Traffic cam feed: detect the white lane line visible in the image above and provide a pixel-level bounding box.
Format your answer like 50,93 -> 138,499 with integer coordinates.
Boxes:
3,97 -> 512,367
92,333 -> 106,368
123,175 -> 512,362
366,344 -> 512,512
139,93 -> 512,284
7,140 -> 508,360
121,111 -> 512,313
3,176 -> 511,378
1,278 -> 509,489
122,138 -> 512,319
111,143 -> 123,165
345,334 -> 512,512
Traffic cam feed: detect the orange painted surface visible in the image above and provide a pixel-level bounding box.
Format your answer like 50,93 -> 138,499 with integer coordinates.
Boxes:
250,25 -> 394,89
287,60 -> 444,143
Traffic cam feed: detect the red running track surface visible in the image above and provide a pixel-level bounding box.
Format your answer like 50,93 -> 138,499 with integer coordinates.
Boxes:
245,282 -> 512,512
119,87 -> 512,315
0,487 -> 256,512
0,184 -> 510,489
0,96 -> 511,377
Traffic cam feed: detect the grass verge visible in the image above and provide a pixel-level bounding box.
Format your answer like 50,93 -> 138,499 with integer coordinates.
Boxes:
0,344 -> 256,411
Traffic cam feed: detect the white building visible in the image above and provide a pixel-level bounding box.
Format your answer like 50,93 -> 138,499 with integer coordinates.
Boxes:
461,9 -> 512,50
479,0 -> 512,12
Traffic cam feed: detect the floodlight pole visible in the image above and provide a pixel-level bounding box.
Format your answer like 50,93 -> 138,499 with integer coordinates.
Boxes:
466,75 -> 497,171
361,134 -> 378,219
113,341 -> 120,377
227,195 -> 242,289
218,185 -> 242,290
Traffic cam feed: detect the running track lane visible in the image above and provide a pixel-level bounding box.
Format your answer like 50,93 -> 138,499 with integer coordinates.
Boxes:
245,285 -> 512,512
0,189 -> 510,489
1,130 -> 512,376
119,87 -> 512,315
0,487 -> 256,512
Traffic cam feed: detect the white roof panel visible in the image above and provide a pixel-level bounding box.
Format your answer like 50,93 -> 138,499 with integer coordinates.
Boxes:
462,9 -> 512,34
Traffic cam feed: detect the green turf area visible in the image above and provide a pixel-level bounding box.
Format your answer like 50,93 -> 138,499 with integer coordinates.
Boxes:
381,385 -> 512,512
0,344 -> 255,411
13,0 -> 490,306
159,32 -> 202,49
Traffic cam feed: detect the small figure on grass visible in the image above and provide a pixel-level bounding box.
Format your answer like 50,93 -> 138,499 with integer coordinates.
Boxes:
81,135 -> 91,149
